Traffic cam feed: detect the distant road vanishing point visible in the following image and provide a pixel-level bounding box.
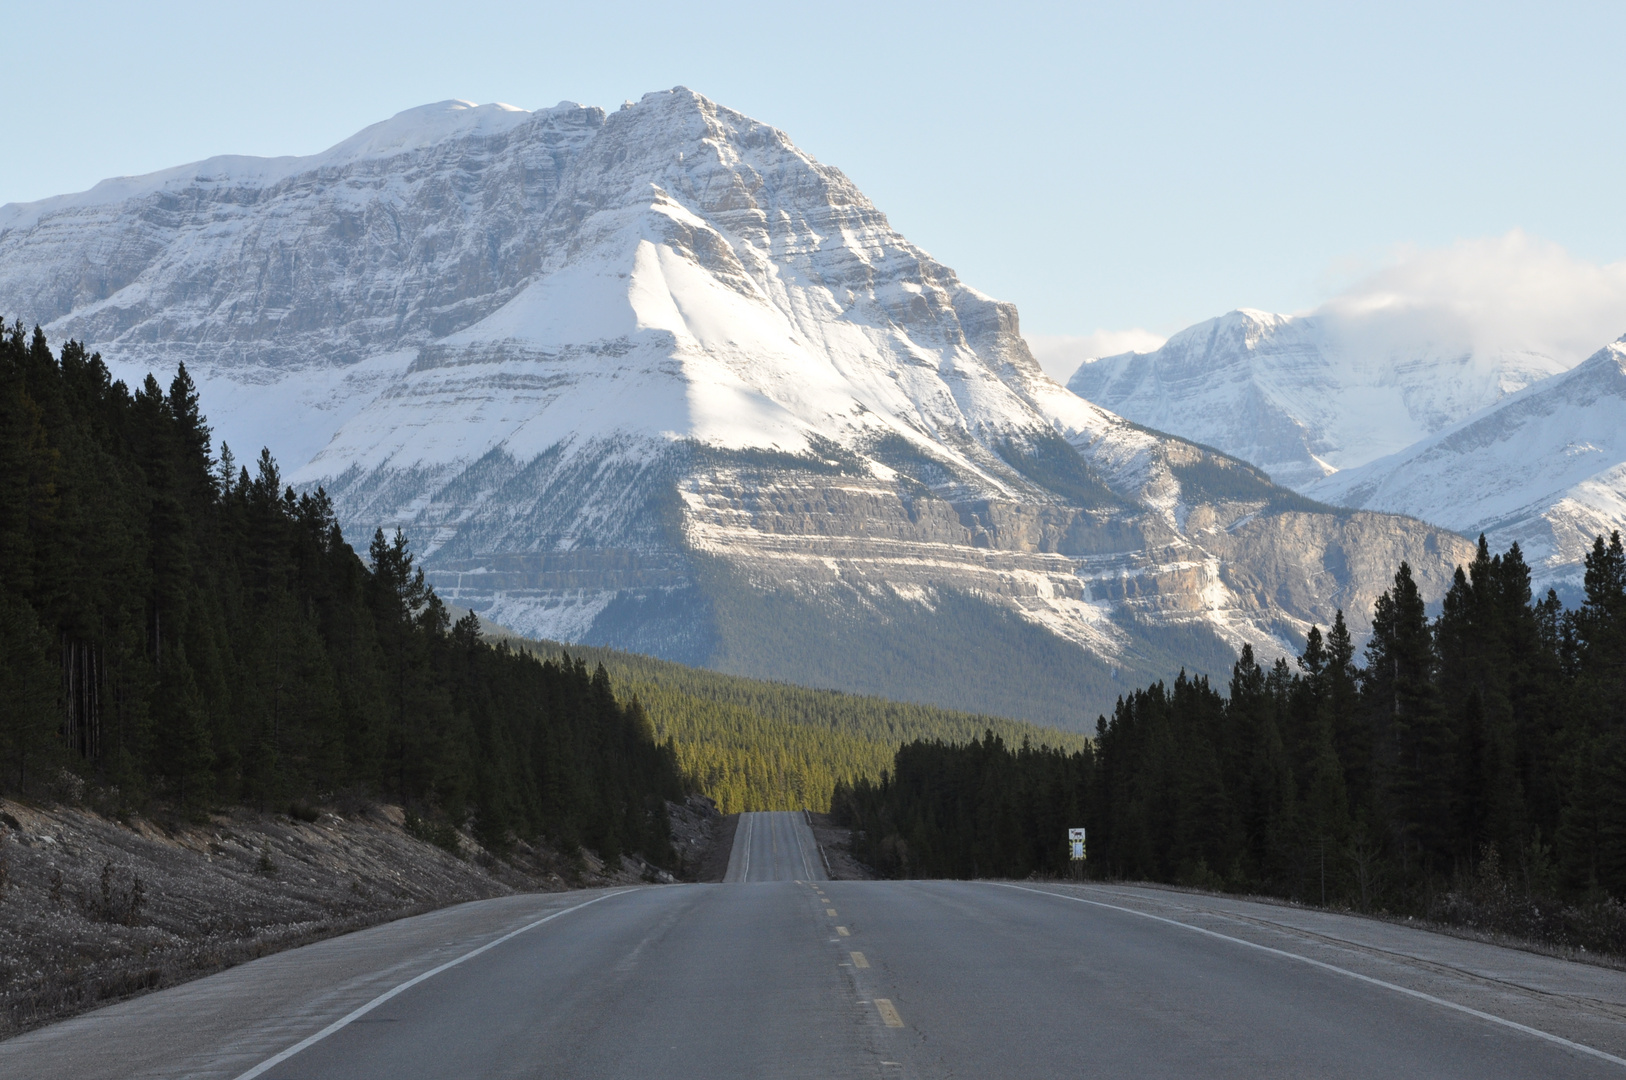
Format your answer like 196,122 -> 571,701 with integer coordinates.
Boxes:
4,811 -> 1625,1078
723,810 -> 828,883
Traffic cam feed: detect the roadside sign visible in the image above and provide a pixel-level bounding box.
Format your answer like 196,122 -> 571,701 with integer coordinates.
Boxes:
1068,827 -> 1086,861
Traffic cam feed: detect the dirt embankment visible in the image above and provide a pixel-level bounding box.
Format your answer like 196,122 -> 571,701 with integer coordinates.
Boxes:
0,793 -> 723,1039
667,795 -> 725,880
808,811 -> 873,880
692,813 -> 739,882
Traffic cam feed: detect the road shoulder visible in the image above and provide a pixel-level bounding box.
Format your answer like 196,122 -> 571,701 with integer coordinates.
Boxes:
1017,880 -> 1626,1061
0,887 -> 639,1080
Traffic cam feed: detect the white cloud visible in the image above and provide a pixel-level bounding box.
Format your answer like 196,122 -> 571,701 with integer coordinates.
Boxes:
1314,230 -> 1626,364
1032,231 -> 1626,387
1027,329 -> 1167,383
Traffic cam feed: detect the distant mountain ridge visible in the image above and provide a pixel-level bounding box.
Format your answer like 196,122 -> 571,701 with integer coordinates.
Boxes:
1307,336 -> 1626,598
1068,308 -> 1570,489
0,90 -> 1473,724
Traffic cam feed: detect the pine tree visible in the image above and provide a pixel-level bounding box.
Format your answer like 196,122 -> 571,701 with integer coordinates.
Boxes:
1364,562 -> 1453,875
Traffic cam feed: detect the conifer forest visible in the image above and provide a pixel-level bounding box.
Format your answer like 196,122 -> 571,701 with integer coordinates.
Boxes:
504,639 -> 1087,815
0,326 -> 683,865
837,533 -> 1626,924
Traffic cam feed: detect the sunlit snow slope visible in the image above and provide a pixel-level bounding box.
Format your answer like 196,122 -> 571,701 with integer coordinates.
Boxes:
0,90 -> 1472,724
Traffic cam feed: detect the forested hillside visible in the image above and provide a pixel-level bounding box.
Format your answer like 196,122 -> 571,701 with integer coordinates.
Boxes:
499,640 -> 1090,813
0,325 -> 683,865
839,534 -> 1626,922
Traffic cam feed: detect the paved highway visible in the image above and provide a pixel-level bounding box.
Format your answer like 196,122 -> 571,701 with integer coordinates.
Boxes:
5,811 -> 1626,1078
723,809 -> 828,882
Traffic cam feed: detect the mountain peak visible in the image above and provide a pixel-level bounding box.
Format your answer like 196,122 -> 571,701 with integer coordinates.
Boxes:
0,93 -> 1473,721
1169,308 -> 1293,348
0,97 -> 564,233
1605,337 -> 1626,372
314,98 -> 533,165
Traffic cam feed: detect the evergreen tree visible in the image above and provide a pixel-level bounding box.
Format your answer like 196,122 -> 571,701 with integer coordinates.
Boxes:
1364,562 -> 1453,873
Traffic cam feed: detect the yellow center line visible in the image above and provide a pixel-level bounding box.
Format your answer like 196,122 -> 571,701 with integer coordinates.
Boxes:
850,951 -> 869,968
875,998 -> 905,1027
836,926 -> 850,936
826,908 -> 837,916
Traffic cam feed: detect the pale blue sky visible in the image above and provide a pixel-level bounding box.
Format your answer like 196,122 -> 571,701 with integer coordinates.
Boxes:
5,0 -> 1624,345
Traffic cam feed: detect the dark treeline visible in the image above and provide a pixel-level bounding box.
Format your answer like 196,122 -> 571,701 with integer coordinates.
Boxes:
837,532 -> 1626,916
0,325 -> 683,864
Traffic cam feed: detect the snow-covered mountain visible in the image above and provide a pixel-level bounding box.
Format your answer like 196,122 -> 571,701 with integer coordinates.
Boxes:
1067,309 -> 1570,490
1307,337 -> 1626,597
0,90 -> 1473,724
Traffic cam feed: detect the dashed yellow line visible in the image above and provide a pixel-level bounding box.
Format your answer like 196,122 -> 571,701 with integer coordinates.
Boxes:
875,998 -> 905,1027
836,926 -> 850,936
826,908 -> 838,916
851,951 -> 869,968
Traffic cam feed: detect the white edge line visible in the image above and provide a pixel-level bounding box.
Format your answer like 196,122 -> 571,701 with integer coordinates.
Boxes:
796,810 -> 818,881
989,882 -> 1626,1070
805,807 -> 834,879
734,814 -> 746,882
231,890 -> 632,1080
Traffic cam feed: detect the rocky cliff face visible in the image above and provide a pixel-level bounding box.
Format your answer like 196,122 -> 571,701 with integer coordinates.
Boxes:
1067,309 -> 1570,490
0,90 -> 1474,724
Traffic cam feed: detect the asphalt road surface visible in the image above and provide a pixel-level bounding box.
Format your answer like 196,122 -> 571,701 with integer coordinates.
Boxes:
6,811 -> 1626,1079
724,810 -> 828,882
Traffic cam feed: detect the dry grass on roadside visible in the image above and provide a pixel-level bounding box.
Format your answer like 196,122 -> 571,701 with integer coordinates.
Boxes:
0,793 -> 708,1039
